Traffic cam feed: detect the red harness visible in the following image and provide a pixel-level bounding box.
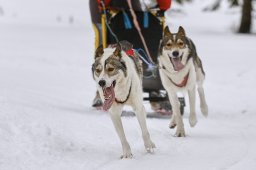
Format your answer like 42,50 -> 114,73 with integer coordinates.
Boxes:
168,73 -> 189,88
125,49 -> 134,56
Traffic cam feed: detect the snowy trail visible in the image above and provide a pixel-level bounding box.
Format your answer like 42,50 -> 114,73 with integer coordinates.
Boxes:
1,0 -> 256,169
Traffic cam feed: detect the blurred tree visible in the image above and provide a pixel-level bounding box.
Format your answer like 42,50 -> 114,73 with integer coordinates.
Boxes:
229,0 -> 239,7
176,0 -> 183,4
203,0 -> 240,11
238,0 -> 252,33
203,0 -> 221,11
175,0 -> 192,5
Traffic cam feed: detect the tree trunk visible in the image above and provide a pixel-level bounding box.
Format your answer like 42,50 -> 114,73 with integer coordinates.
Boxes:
238,0 -> 252,33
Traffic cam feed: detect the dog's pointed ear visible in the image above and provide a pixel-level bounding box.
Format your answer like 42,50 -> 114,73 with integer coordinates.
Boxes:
95,44 -> 104,60
164,26 -> 171,37
113,43 -> 122,58
178,26 -> 186,37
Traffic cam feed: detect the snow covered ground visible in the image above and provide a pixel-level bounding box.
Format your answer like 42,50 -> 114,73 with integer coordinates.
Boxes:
0,0 -> 256,169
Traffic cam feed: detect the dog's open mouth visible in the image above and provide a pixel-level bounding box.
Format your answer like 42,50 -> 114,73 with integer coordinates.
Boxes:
169,54 -> 185,71
102,81 -> 116,111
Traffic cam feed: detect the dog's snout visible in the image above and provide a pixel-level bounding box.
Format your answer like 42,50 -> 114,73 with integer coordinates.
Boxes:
98,80 -> 106,87
172,51 -> 179,57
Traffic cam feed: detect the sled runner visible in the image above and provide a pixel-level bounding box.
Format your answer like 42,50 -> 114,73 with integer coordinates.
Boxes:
97,0 -> 185,115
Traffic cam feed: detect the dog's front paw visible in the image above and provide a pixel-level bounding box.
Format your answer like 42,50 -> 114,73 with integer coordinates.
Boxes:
189,114 -> 197,127
120,143 -> 133,159
144,140 -> 156,153
201,104 -> 208,117
175,128 -> 185,137
120,153 -> 133,159
120,150 -> 133,159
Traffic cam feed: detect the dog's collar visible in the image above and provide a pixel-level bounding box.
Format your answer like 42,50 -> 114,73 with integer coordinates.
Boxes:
115,81 -> 132,104
167,73 -> 189,88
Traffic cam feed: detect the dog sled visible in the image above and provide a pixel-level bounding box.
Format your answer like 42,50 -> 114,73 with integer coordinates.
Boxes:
97,0 -> 185,116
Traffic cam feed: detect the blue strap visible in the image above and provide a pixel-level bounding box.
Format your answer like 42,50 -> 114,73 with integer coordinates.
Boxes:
123,11 -> 132,29
136,48 -> 151,64
143,12 -> 149,28
135,48 -> 157,73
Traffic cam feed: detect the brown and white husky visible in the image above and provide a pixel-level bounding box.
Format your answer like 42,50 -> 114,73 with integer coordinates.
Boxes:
92,41 -> 155,158
158,26 -> 208,137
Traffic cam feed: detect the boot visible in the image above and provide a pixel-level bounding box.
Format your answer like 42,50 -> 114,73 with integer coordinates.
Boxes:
92,91 -> 103,108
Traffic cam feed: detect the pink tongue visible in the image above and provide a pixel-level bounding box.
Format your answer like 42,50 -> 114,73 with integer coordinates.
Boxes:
172,58 -> 184,71
103,86 -> 115,111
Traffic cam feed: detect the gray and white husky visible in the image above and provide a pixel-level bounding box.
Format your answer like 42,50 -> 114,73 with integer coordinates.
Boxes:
92,41 -> 155,158
158,26 -> 208,137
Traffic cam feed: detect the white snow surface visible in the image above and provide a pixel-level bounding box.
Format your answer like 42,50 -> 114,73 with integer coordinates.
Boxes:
0,0 -> 256,170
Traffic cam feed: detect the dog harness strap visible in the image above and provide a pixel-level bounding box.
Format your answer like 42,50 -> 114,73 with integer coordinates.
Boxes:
168,73 -> 189,88
115,82 -> 132,104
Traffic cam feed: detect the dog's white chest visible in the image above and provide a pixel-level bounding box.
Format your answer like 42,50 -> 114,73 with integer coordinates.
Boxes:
159,59 -> 196,91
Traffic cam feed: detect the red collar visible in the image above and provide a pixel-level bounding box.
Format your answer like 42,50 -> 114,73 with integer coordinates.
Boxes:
168,73 -> 189,88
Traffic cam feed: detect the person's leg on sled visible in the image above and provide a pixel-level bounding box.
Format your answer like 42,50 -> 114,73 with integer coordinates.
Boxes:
139,0 -> 173,114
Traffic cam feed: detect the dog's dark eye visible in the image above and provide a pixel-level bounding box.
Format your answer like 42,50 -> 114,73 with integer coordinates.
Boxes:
96,68 -> 101,73
166,43 -> 172,47
178,42 -> 184,46
108,67 -> 115,72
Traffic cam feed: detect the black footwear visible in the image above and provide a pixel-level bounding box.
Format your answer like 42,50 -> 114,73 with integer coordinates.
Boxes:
92,91 -> 103,108
149,91 -> 172,112
148,91 -> 185,115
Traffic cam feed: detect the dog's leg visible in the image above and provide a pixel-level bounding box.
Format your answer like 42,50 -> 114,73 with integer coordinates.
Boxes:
198,85 -> 208,117
197,70 -> 208,117
109,105 -> 132,159
188,86 -> 197,127
133,102 -> 156,153
168,91 -> 185,137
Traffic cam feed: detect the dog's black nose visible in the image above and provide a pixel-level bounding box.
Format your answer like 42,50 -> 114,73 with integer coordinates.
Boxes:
98,80 -> 106,87
172,51 -> 179,57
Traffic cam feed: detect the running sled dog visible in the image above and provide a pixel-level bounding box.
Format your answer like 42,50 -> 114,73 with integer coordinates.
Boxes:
92,41 -> 155,158
158,26 -> 208,137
